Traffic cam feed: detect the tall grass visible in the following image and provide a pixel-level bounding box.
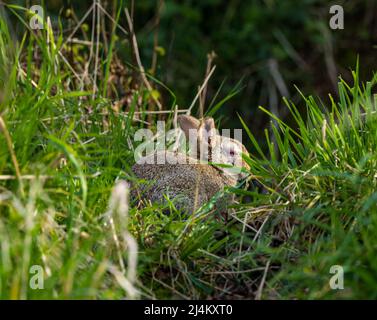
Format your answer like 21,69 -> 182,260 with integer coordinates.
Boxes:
0,4 -> 377,299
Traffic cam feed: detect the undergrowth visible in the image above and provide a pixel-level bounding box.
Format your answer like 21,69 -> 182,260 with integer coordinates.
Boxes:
0,4 -> 377,299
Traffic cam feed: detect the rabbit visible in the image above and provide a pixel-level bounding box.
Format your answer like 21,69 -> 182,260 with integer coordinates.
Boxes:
131,115 -> 250,214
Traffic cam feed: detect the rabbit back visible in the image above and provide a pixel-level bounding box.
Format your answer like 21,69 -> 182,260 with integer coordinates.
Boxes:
131,151 -> 236,213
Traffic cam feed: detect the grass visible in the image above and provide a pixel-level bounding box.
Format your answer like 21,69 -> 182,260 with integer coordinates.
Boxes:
1,4 -> 377,299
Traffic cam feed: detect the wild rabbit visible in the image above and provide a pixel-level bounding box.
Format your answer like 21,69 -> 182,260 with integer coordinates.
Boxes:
131,115 -> 250,214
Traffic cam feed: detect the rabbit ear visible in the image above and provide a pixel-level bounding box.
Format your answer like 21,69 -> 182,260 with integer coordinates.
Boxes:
198,117 -> 216,143
177,115 -> 200,138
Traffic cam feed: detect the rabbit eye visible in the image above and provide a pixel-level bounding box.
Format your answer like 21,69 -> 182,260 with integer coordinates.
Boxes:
229,149 -> 235,156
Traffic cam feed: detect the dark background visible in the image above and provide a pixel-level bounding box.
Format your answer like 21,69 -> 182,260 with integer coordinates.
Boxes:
7,0 -> 377,139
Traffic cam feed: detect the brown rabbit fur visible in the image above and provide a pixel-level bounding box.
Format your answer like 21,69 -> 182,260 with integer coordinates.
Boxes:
131,115 -> 250,214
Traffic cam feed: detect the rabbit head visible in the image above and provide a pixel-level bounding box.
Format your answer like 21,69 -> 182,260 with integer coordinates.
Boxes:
177,115 -> 250,181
